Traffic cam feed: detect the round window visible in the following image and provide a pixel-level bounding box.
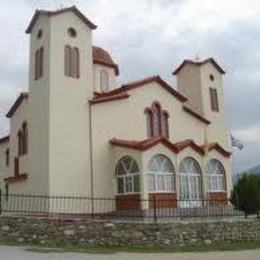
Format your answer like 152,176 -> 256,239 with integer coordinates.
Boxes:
37,29 -> 42,39
210,74 -> 215,81
68,28 -> 77,38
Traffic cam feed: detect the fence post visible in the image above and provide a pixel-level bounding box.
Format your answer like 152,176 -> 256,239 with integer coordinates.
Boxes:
153,194 -> 157,223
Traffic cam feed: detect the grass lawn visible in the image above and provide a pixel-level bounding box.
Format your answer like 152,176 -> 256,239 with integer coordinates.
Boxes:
22,240 -> 260,254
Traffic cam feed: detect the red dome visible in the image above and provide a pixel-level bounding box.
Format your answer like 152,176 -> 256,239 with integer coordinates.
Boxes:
92,46 -> 119,75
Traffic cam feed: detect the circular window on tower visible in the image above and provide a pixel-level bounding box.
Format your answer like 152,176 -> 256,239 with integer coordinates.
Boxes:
209,74 -> 215,81
37,29 -> 42,39
68,27 -> 77,38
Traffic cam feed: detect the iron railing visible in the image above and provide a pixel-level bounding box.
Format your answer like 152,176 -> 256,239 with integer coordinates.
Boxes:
0,192 -> 244,222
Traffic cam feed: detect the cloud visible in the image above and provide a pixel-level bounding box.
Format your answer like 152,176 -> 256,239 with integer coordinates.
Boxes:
234,123 -> 260,143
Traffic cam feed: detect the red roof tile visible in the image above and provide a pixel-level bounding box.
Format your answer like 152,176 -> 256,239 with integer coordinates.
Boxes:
175,139 -> 205,155
0,135 -> 9,144
183,106 -> 211,125
110,137 -> 206,155
5,173 -> 28,185
6,92 -> 29,118
93,46 -> 119,75
172,58 -> 225,75
90,92 -> 129,105
206,143 -> 232,158
110,137 -> 179,153
96,75 -> 187,103
26,6 -> 97,33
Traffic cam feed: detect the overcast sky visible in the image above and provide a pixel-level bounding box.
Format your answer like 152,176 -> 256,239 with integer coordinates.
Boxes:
0,0 -> 259,174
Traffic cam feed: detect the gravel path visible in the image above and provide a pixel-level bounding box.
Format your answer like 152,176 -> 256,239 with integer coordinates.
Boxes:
0,245 -> 260,260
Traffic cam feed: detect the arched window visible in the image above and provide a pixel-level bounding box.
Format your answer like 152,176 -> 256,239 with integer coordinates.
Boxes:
100,70 -> 109,92
64,46 -> 80,78
18,130 -> 23,156
206,159 -> 226,192
35,47 -> 44,80
161,111 -> 169,138
145,102 -> 169,139
148,154 -> 175,192
71,47 -> 80,78
64,45 -> 72,77
145,108 -> 153,138
179,157 -> 202,200
152,103 -> 161,136
115,156 -> 140,194
5,149 -> 9,167
22,122 -> 28,154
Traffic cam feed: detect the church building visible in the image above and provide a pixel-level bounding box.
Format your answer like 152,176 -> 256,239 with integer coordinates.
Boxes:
0,6 -> 232,213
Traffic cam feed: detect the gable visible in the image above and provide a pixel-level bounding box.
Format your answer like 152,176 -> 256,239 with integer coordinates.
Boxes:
6,93 -> 29,118
26,6 -> 97,34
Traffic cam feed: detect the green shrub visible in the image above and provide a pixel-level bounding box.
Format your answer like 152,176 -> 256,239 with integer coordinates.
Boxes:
230,173 -> 260,217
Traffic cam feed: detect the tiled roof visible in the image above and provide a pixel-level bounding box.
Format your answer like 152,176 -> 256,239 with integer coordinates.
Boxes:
90,92 -> 129,105
172,58 -> 225,75
4,173 -> 28,185
6,92 -> 29,118
206,143 -> 232,158
111,137 -> 231,158
110,137 -> 205,155
95,75 -> 187,103
93,46 -> 119,75
183,106 -> 211,125
0,135 -> 9,144
174,139 -> 205,155
26,6 -> 97,33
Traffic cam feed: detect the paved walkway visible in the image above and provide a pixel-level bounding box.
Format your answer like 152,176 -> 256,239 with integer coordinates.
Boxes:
0,245 -> 260,260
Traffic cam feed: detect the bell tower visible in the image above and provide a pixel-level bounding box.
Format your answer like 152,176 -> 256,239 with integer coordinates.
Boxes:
173,58 -> 231,150
26,6 -> 97,197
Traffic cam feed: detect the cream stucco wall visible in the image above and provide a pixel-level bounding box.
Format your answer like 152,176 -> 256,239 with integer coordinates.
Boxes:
28,14 -> 51,195
200,63 -> 231,150
91,82 -> 211,198
177,64 -> 204,115
47,12 -> 94,197
0,141 -> 9,178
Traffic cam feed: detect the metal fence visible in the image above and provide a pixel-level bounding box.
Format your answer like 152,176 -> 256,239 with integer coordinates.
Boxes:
0,193 -> 244,222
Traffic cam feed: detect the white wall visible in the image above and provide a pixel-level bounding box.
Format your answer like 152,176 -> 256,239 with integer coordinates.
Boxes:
0,141 -> 9,178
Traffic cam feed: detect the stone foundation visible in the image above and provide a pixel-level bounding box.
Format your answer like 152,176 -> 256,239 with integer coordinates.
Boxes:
0,216 -> 260,246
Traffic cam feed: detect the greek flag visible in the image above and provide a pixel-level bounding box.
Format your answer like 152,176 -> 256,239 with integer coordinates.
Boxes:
231,134 -> 244,150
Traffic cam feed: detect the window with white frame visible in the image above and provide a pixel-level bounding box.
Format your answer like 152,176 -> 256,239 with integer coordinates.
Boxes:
148,154 -> 175,192
116,156 -> 140,194
179,157 -> 202,200
206,159 -> 226,192
100,70 -> 109,92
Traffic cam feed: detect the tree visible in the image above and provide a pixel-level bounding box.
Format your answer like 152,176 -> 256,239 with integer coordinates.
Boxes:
230,174 -> 260,217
